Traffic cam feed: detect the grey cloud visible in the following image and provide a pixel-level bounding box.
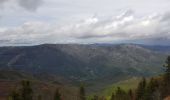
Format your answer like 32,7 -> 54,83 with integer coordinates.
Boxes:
0,0 -> 8,4
0,39 -> 10,43
0,0 -> 43,11
18,0 -> 43,11
161,12 -> 170,22
0,0 -> 8,9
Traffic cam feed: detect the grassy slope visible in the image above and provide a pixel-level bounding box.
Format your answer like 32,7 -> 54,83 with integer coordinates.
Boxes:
103,77 -> 141,94
87,77 -> 141,100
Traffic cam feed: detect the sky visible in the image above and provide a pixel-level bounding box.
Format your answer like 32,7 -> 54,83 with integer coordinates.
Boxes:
0,0 -> 170,46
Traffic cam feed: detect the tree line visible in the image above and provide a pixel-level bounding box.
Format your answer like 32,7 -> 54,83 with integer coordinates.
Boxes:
8,80 -> 86,100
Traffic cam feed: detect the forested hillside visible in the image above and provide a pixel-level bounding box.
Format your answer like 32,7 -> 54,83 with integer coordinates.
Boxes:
6,56 -> 170,100
0,44 -> 167,83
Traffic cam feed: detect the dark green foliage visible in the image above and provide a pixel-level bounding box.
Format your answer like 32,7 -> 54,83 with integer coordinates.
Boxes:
164,56 -> 170,87
161,56 -> 170,98
164,56 -> 170,73
21,80 -> 33,100
144,78 -> 159,100
100,96 -> 106,100
6,79 -> 80,100
110,93 -> 115,100
9,90 -> 20,100
54,89 -> 62,100
79,85 -> 86,100
135,77 -> 146,100
91,95 -> 99,100
37,95 -> 42,100
8,80 -> 33,100
115,87 -> 129,100
128,89 -> 134,100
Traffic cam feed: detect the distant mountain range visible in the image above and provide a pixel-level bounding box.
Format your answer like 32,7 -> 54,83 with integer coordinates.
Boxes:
0,44 -> 169,85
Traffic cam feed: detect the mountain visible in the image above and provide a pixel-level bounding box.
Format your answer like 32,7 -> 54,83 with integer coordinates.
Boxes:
0,44 -> 168,85
142,45 -> 170,53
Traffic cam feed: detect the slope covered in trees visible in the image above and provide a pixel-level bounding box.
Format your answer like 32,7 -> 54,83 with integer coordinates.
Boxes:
6,56 -> 170,100
0,44 -> 168,94
103,56 -> 170,100
0,44 -> 167,83
87,56 -> 170,100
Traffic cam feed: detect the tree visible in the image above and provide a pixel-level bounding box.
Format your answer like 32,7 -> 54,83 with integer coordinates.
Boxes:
91,95 -> 98,100
145,78 -> 159,100
115,87 -> 128,100
110,93 -> 115,100
164,56 -> 170,73
37,95 -> 42,100
9,90 -> 20,100
21,80 -> 33,100
128,89 -> 134,100
79,85 -> 86,100
135,77 -> 146,100
161,56 -> 170,98
164,56 -> 170,84
54,89 -> 62,100
100,96 -> 106,100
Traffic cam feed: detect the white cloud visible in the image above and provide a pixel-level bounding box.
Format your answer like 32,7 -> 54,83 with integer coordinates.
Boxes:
0,11 -> 170,46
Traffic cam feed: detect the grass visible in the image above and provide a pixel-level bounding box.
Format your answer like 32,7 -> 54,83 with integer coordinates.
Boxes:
87,77 -> 141,100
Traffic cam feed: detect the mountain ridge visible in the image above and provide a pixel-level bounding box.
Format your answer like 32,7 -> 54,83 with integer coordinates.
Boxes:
0,44 -> 167,83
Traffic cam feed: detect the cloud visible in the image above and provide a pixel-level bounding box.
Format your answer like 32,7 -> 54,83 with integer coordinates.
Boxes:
18,0 -> 43,11
0,0 -> 9,9
0,0 -> 8,4
0,0 -> 6,4
0,0 -> 43,11
0,11 -> 170,46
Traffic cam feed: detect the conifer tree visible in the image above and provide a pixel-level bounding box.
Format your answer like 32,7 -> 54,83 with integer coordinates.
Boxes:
54,89 -> 62,100
37,95 -> 42,100
135,77 -> 146,100
164,56 -> 170,83
91,95 -> 98,100
165,56 -> 170,73
145,78 -> 159,100
115,87 -> 127,100
161,56 -> 170,98
110,93 -> 115,100
21,80 -> 33,100
100,96 -> 106,100
79,85 -> 86,100
9,90 -> 20,100
128,89 -> 134,100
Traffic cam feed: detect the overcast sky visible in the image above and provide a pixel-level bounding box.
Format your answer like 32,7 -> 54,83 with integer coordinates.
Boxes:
0,0 -> 170,46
